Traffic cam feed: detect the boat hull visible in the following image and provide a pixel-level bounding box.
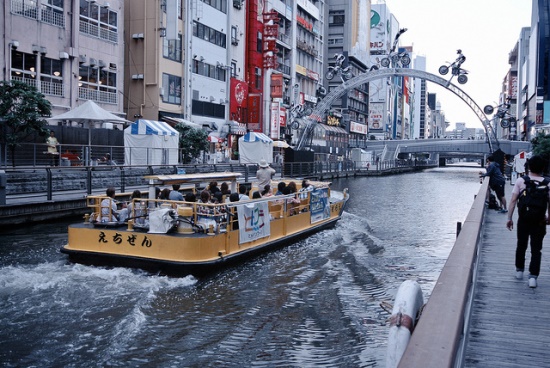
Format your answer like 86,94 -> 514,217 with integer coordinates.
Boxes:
61,209 -> 343,276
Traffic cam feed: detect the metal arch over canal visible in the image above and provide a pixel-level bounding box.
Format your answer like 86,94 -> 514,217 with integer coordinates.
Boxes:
296,68 -> 499,152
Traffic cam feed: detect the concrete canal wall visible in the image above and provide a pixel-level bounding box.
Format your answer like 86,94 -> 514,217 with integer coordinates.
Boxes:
0,163 -> 434,228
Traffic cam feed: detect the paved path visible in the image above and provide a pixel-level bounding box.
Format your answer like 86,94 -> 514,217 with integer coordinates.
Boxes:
461,186 -> 550,367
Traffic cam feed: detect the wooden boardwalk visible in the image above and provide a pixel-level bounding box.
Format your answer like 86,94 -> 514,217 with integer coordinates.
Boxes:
461,189 -> 550,367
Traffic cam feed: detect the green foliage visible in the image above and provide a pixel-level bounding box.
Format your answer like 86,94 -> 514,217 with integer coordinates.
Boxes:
174,123 -> 209,163
530,133 -> 550,174
0,80 -> 52,166
531,133 -> 550,162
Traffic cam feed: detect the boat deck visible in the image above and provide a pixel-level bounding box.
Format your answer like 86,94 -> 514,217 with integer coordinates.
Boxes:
461,191 -> 550,367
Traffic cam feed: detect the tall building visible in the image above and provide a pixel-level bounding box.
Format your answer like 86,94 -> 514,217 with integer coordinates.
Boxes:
526,0 -> 549,137
368,3 -> 408,140
2,0 -> 127,123
412,54 -> 428,139
324,0 -> 370,154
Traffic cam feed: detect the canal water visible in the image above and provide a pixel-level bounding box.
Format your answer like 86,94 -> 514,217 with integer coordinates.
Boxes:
0,166 -> 482,367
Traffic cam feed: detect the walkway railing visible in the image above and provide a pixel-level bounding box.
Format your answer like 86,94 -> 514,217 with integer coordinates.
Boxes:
0,155 -> 436,206
398,179 -> 489,367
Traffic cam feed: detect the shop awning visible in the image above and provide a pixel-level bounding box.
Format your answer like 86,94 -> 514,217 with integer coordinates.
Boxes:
242,131 -> 273,143
208,134 -> 222,143
229,121 -> 247,135
162,116 -> 204,130
317,124 -> 348,134
130,119 -> 178,136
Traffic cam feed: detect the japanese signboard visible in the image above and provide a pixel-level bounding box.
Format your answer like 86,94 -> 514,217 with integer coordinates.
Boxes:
237,202 -> 271,244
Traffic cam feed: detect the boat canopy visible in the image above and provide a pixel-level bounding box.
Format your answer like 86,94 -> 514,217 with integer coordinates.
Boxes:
144,172 -> 242,186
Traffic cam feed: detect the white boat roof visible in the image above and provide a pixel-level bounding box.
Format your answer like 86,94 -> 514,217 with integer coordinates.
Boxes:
144,172 -> 242,185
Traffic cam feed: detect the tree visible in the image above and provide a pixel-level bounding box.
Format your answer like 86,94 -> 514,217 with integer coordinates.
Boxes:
174,123 -> 209,164
0,80 -> 52,167
531,133 -> 550,173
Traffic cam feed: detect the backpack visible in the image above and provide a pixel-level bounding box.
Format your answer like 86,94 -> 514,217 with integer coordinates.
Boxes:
517,176 -> 550,221
487,193 -> 500,210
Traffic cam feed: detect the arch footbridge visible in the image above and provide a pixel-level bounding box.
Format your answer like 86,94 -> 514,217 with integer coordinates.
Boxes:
296,68 -> 499,152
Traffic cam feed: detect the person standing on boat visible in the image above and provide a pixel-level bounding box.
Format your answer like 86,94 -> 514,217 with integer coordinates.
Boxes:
99,187 -> 125,222
256,159 -> 276,192
506,155 -> 550,288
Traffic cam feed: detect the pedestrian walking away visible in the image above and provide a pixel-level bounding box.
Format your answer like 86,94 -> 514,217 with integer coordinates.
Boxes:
506,155 -> 550,288
480,155 -> 508,213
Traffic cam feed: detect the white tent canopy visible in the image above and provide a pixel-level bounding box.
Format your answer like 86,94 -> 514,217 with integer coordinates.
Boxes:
47,100 -> 129,125
124,120 -> 180,166
238,132 -> 273,164
47,100 -> 130,165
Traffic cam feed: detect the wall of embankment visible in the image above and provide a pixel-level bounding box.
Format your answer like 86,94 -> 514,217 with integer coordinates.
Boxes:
0,165 -> 434,228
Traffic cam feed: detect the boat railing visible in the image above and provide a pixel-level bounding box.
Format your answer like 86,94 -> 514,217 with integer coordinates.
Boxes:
85,191 -> 315,232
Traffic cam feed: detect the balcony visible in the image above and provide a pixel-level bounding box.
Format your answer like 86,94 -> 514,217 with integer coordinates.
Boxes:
296,39 -> 318,58
276,63 -> 291,76
78,87 -> 117,104
79,20 -> 118,43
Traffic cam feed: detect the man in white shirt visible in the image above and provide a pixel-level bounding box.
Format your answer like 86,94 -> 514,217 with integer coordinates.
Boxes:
256,159 -> 276,192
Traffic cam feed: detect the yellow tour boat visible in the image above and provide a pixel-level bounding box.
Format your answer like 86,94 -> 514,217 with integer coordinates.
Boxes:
61,172 -> 349,275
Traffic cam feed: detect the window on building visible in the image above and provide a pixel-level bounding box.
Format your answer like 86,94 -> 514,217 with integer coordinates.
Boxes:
160,0 -> 183,17
11,51 -> 38,88
193,21 -> 226,48
231,26 -> 238,45
192,100 -> 225,119
163,35 -> 182,62
199,0 -> 227,13
11,51 -> 65,97
231,61 -> 237,78
11,0 -> 64,27
192,60 -> 227,81
328,11 -> 345,25
79,0 -> 118,43
40,56 -> 63,96
255,67 -> 261,90
162,73 -> 182,104
78,65 -> 117,104
256,32 -> 262,52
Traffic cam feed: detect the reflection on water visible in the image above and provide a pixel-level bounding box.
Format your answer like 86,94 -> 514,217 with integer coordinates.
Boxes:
0,167 -> 481,367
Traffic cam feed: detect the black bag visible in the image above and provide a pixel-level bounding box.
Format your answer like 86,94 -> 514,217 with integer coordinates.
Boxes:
487,193 -> 500,210
517,176 -> 550,221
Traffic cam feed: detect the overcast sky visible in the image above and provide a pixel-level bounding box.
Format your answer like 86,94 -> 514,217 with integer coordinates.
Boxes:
383,0 -> 532,130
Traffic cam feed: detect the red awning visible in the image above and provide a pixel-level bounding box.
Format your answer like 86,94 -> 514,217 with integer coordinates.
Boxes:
208,135 -> 222,143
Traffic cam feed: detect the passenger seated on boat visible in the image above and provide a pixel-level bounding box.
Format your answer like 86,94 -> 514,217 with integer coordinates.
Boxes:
283,186 -> 300,216
197,190 -> 218,231
238,185 -> 250,201
169,184 -> 184,201
275,182 -> 286,196
217,182 -> 231,202
98,187 -> 126,222
251,191 -> 262,199
183,192 -> 196,205
158,188 -> 174,208
261,185 -> 273,197
299,180 -> 314,200
123,190 -> 143,223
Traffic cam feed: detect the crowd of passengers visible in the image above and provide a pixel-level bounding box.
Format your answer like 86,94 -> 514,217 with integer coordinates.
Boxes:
98,179 -> 315,224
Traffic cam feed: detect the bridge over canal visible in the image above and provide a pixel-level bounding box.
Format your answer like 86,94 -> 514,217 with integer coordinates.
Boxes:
364,139 -> 531,163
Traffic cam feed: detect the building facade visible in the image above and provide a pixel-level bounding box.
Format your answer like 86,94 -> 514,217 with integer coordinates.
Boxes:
2,0 -> 126,124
